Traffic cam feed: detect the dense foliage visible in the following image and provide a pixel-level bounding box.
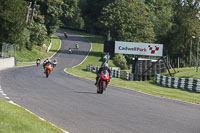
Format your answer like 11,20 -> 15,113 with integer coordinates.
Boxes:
0,0 -> 199,64
113,54 -> 128,69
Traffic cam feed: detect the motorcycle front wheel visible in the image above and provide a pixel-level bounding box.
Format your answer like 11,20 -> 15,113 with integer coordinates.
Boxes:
46,70 -> 49,78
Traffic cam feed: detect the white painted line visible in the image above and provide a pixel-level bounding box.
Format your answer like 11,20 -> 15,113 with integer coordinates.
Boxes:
5,96 -> 10,99
8,100 -> 70,133
49,39 -> 62,59
55,40 -> 62,57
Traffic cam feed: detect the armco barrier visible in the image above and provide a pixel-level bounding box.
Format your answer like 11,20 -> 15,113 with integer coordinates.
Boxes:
156,74 -> 200,93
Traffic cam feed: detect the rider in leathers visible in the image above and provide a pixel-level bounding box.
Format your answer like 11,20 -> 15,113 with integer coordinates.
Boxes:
95,63 -> 112,85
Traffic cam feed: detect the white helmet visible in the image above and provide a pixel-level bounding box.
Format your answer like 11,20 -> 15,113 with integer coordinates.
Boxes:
102,63 -> 109,70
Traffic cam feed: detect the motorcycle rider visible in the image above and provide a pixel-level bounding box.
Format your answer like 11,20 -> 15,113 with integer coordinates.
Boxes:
43,59 -> 52,72
36,58 -> 41,66
95,62 -> 112,86
68,48 -> 72,54
75,43 -> 79,49
36,58 -> 41,62
36,58 -> 41,63
53,59 -> 57,68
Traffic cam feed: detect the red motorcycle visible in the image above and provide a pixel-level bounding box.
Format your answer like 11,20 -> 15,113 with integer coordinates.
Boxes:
97,70 -> 110,94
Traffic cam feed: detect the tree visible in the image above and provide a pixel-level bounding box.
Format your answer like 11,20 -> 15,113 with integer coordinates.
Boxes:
38,0 -> 63,36
145,0 -> 174,43
0,0 -> 26,47
61,0 -> 84,29
99,0 -> 155,43
166,0 -> 200,59
81,0 -> 115,29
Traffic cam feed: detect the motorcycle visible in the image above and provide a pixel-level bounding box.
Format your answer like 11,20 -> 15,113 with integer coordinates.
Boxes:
68,48 -> 72,54
97,70 -> 110,94
64,32 -> 68,38
45,63 -> 53,78
36,60 -> 40,67
52,61 -> 57,68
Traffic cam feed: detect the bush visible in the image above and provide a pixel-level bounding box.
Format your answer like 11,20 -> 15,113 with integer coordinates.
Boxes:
113,54 -> 128,70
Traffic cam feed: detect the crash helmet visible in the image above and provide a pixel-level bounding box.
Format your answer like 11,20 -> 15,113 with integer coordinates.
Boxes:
102,62 -> 109,70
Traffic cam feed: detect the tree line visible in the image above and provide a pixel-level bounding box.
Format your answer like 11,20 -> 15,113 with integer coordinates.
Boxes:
0,0 -> 200,63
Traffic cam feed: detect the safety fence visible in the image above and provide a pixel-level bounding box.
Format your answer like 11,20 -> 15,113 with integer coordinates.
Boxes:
1,43 -> 17,58
156,74 -> 200,93
86,64 -> 134,80
46,39 -> 52,53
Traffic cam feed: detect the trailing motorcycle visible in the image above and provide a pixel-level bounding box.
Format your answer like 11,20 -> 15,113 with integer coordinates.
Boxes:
97,70 -> 110,94
45,63 -> 53,78
36,60 -> 40,67
52,60 -> 57,68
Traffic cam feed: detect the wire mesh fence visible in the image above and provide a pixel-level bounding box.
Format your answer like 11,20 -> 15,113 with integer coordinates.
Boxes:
1,43 -> 17,58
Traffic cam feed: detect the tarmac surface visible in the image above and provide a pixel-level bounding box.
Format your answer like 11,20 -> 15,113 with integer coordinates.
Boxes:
0,31 -> 200,133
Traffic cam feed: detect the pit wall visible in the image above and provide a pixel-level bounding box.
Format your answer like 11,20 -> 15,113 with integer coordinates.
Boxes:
0,57 -> 15,71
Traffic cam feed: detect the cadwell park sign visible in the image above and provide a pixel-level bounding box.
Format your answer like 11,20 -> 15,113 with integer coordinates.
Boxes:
115,41 -> 163,57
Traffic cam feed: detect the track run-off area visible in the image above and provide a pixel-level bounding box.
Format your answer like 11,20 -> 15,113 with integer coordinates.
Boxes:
0,31 -> 200,133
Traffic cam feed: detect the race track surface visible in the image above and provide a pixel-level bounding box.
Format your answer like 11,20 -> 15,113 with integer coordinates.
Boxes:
0,31 -> 200,133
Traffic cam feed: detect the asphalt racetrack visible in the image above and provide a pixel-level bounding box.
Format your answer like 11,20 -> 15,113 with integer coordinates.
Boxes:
0,31 -> 200,133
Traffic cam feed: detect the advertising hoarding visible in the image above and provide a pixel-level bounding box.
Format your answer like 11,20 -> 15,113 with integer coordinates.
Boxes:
115,41 -> 163,56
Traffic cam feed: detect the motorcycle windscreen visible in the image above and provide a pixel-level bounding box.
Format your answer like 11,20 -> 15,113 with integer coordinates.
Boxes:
102,70 -> 109,78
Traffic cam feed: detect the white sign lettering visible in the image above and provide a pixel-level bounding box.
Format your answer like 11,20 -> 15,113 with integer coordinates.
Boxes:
115,41 -> 163,56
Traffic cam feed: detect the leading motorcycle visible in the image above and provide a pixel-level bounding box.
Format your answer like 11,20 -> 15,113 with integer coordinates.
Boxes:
64,32 -> 68,38
97,70 -> 110,94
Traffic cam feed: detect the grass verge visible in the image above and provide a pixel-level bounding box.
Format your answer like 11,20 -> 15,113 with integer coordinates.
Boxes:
0,100 -> 64,133
16,34 -> 60,66
63,29 -> 200,104
163,67 -> 200,79
2,34 -> 64,132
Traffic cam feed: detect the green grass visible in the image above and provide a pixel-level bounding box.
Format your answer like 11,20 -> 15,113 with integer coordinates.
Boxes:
0,100 -> 64,133
163,67 -> 200,79
4,34 -> 64,132
16,34 -> 60,64
63,29 -> 200,104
